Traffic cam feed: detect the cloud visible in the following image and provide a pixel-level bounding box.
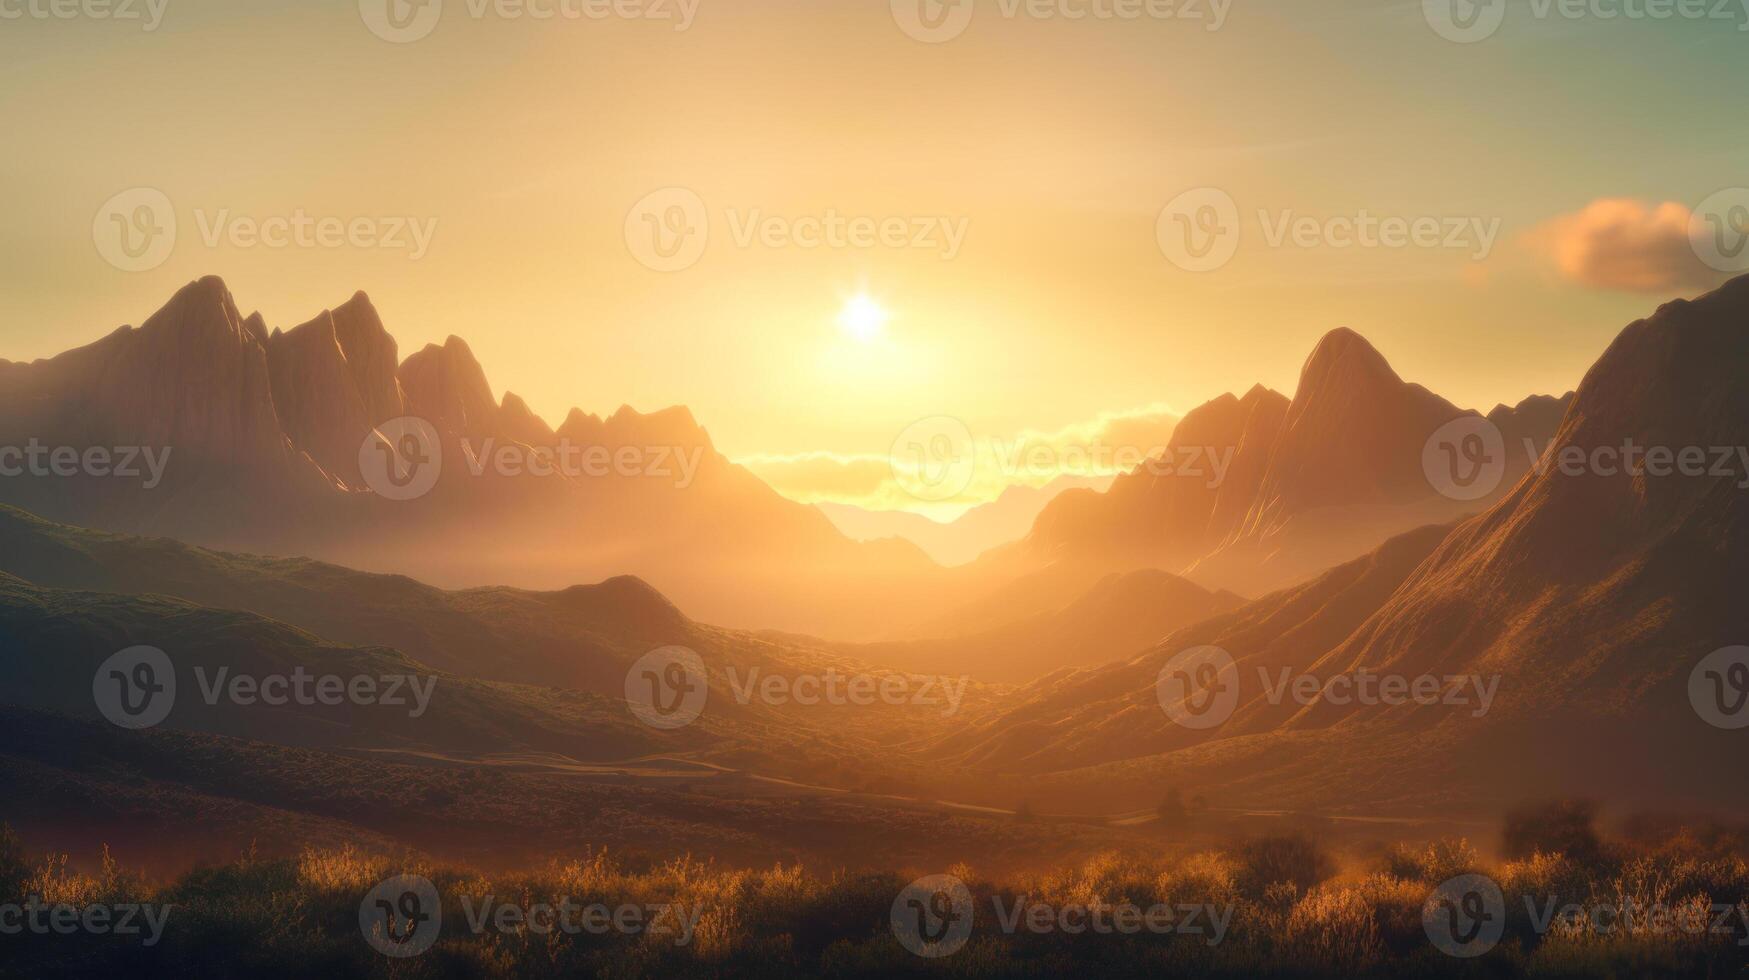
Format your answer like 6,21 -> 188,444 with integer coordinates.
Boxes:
1522,198 -> 1720,293
736,403 -> 1181,516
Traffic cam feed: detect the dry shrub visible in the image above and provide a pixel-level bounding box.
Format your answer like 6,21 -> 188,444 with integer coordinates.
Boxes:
1504,799 -> 1606,864
0,825 -> 30,902
1024,852 -> 1163,911
296,844 -> 391,894
24,852 -> 103,907
1158,850 -> 1239,907
1231,836 -> 1335,901
1385,837 -> 1483,884
1283,881 -> 1385,972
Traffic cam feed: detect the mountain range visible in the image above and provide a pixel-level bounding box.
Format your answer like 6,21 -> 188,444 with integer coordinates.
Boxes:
0,277 -> 933,637
1,274 -> 1746,867
0,276 -> 1576,654
941,274 -> 1749,816
995,328 -> 1573,599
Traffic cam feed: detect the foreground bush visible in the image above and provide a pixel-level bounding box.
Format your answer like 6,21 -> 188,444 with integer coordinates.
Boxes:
2,818 -> 1746,979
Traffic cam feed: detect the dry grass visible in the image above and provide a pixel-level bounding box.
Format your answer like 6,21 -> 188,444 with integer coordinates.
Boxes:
2,818 -> 1747,979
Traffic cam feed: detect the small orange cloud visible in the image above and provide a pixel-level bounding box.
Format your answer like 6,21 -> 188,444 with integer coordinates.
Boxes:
1522,198 -> 1719,293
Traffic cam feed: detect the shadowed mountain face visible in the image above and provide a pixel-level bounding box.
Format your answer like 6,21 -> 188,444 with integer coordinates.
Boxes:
0,278 -> 937,638
1011,328 -> 1573,598
949,275 -> 1749,818
0,533 -> 1002,812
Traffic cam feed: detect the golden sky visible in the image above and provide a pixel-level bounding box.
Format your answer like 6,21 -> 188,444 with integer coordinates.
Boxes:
2,0 -> 1744,514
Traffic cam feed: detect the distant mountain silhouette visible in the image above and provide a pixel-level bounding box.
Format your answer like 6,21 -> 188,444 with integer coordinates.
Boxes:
0,278 -> 935,637
1004,327 -> 1572,598
817,474 -> 1111,566
0,278 -> 1577,642
947,274 -> 1749,817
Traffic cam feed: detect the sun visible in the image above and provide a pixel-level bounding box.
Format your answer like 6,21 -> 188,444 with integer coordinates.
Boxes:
837,294 -> 889,342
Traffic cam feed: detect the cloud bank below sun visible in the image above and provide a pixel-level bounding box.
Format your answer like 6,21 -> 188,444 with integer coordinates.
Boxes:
738,403 -> 1181,517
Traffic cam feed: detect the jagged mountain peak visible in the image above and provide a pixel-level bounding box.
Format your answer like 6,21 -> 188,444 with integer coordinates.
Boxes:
605,404 -> 712,450
137,275 -> 251,349
399,333 -> 498,436
498,391 -> 557,445
1297,326 -> 1397,392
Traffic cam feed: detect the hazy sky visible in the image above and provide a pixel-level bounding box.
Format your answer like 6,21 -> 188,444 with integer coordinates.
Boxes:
2,0 -> 1744,512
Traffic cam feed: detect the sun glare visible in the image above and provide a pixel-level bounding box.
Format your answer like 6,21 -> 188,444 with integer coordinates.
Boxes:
837,294 -> 888,342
